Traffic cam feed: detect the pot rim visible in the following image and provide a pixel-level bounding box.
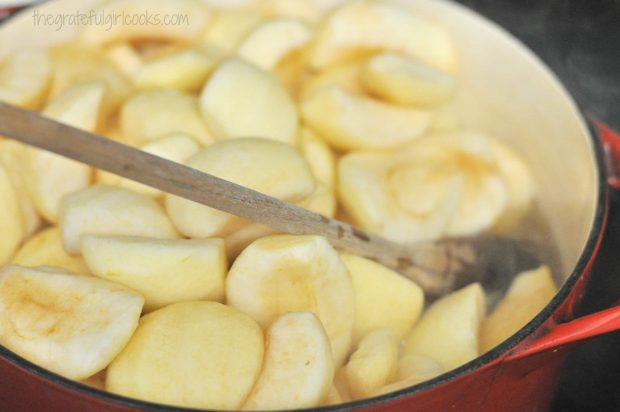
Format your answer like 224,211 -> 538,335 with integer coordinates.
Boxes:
0,1 -> 609,411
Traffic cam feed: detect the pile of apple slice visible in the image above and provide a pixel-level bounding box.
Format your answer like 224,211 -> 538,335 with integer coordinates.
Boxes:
0,0 -> 556,409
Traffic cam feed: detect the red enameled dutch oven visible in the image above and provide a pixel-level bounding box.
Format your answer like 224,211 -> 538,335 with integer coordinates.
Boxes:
1,0 -> 620,411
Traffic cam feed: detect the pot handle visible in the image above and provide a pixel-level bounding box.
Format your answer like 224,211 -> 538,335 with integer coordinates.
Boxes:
506,121 -> 620,361
598,120 -> 620,189
505,304 -> 620,361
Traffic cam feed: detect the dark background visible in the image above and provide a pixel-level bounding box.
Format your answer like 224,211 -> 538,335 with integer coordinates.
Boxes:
454,1 -> 620,410
458,0 -> 620,132
2,0 -> 620,410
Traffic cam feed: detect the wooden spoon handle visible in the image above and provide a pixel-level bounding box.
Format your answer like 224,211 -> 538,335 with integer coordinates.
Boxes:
0,102 -> 455,288
2,102 -> 543,297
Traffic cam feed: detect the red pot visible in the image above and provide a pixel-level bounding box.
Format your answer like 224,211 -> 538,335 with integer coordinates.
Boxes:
2,0 -> 620,411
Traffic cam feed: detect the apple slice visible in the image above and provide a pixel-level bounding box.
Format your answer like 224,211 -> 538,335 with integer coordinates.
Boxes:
0,163 -> 23,265
106,301 -> 264,410
200,58 -> 299,144
243,312 -> 335,410
371,355 -> 444,396
81,0 -> 211,46
337,132 -> 528,242
481,266 -> 556,353
298,62 -> 364,100
405,132 -> 530,237
298,182 -> 337,218
423,133 -> 510,237
298,128 -> 338,217
345,329 -> 398,400
22,82 -> 106,223
338,150 -> 461,243
81,235 -> 227,312
105,43 -> 143,77
332,368 -> 352,402
301,86 -> 431,151
0,48 -> 51,110
121,89 -> 213,146
323,384 -> 345,406
309,0 -> 457,72
225,223 -> 277,261
258,0 -> 324,23
272,48 -> 310,95
12,228 -> 90,276
0,265 -> 144,380
134,48 -> 219,93
99,134 -> 200,198
300,127 -> 336,188
42,81 -> 106,131
361,52 -> 456,107
403,283 -> 485,371
60,185 -> 179,254
201,9 -> 264,53
428,103 -> 463,134
81,370 -> 107,390
0,140 -> 42,237
396,354 -> 444,383
490,140 -> 536,231
50,43 -> 131,112
237,19 -> 313,71
226,235 -> 354,366
201,0 -> 254,8
166,138 -> 315,238
341,254 -> 424,344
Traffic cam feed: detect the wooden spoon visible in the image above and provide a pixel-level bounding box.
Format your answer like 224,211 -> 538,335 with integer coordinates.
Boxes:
0,102 -> 540,297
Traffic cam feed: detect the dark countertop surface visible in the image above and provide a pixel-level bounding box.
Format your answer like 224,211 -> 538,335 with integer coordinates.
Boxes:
459,0 -> 620,132
551,194 -> 620,412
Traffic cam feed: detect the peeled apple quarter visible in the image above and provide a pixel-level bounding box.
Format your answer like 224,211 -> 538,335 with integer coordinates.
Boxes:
0,48 -> 52,110
81,235 -> 227,312
60,185 -> 179,254
301,86 -> 431,151
12,227 -> 90,276
341,254 -> 424,344
133,48 -> 219,93
309,0 -> 457,73
226,235 -> 355,366
345,329 -> 398,400
481,266 -> 556,353
338,132 -> 534,242
22,81 -> 105,223
99,134 -> 200,198
298,61 -> 365,100
257,0 -> 325,23
106,301 -> 264,410
105,43 -> 143,77
49,42 -> 131,112
338,150 -> 461,243
201,9 -> 264,53
0,140 -> 43,238
165,138 -> 315,238
200,58 -> 299,144
361,52 -> 457,107
120,89 -> 213,147
0,265 -> 144,380
243,312 -> 334,410
0,162 -> 24,265
237,19 -> 313,71
372,355 -> 444,396
403,283 -> 485,371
